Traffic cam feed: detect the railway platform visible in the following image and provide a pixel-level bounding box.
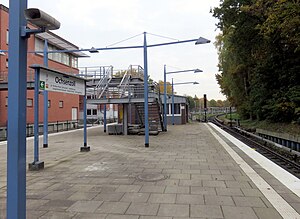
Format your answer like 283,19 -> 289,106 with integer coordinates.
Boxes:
0,123 -> 299,218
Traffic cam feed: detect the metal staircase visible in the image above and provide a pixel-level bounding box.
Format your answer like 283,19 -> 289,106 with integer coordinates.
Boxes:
134,100 -> 164,134
85,65 -> 166,135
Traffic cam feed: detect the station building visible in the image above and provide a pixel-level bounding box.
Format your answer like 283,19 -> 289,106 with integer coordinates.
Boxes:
0,4 -> 87,127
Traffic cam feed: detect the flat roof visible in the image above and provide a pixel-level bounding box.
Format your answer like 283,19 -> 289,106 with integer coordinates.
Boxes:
36,32 -> 89,58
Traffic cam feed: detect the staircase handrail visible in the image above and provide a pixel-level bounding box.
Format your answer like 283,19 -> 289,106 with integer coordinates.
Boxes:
95,66 -> 113,99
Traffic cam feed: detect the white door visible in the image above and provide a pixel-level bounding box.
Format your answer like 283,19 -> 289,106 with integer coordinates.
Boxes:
72,107 -> 77,120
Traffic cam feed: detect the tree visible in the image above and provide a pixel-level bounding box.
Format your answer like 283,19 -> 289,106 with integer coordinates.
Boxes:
213,0 -> 300,123
114,68 -> 154,84
209,99 -> 217,107
186,96 -> 196,111
217,100 -> 224,107
114,68 -> 143,78
158,80 -> 172,94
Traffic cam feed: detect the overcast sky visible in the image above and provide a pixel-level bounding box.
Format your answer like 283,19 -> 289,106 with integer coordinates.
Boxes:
3,0 -> 225,100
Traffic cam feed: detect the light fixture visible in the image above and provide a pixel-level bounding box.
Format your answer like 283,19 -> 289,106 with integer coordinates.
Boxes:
89,47 -> 99,53
195,37 -> 211,45
194,69 -> 203,73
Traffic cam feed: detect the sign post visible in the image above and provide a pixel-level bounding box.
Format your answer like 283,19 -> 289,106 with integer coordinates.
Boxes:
28,68 -> 45,170
29,65 -> 88,170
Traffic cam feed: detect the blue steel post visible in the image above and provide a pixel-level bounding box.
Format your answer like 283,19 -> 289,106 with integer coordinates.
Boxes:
80,82 -> 90,151
7,1 -> 28,218
104,97 -> 107,132
163,65 -> 167,131
172,78 -> 175,125
34,69 -> 40,162
29,67 -> 44,171
143,32 -> 149,147
84,95 -> 87,145
43,39 -> 48,147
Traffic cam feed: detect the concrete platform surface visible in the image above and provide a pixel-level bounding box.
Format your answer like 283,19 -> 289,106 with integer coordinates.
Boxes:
0,123 -> 299,219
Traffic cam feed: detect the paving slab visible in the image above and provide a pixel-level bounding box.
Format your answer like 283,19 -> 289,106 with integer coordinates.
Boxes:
176,194 -> 204,204
148,193 -> 176,203
120,192 -> 150,202
66,200 -> 103,213
95,201 -> 130,214
157,203 -> 189,217
190,204 -> 223,218
72,213 -> 107,219
125,202 -> 159,216
222,206 -> 258,219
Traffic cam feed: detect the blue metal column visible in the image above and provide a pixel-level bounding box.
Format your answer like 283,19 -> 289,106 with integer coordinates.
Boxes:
84,96 -> 87,144
34,70 -> 40,162
81,85 -> 90,151
43,39 -> 49,148
28,68 -> 44,171
104,101 -> 107,133
7,1 -> 28,218
163,65 -> 167,131
172,78 -> 175,125
129,104 -> 132,124
143,32 -> 149,147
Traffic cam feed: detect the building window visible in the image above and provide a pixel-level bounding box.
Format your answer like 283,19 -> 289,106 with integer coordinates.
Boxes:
62,53 -> 70,65
35,38 -> 44,53
5,97 -> 8,107
87,109 -> 91,115
6,30 -> 9,44
92,109 -> 97,115
59,101 -> 63,108
6,59 -> 8,68
170,103 -> 181,115
27,98 -> 33,107
48,100 -> 51,108
34,38 -> 77,68
71,56 -> 78,68
175,104 -> 181,114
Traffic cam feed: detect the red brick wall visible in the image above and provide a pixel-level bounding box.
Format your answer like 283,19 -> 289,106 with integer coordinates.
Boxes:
0,5 -> 80,126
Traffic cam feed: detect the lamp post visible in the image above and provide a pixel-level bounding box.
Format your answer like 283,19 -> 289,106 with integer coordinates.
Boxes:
43,40 -> 49,148
164,67 -> 202,129
7,2 -> 60,218
171,80 -> 199,125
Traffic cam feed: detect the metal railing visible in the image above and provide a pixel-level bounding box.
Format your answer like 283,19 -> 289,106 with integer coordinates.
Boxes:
78,65 -> 113,80
0,120 -> 80,141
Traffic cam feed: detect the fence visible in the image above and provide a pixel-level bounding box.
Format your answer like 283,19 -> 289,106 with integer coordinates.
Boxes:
0,120 -> 80,141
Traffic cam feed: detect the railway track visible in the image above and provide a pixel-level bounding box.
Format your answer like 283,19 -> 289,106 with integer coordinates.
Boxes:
210,117 -> 300,179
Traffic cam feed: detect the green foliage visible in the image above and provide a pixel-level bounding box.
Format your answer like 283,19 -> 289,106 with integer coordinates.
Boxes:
158,80 -> 172,94
209,99 -> 217,107
186,96 -> 228,110
213,0 -> 300,123
114,68 -> 154,83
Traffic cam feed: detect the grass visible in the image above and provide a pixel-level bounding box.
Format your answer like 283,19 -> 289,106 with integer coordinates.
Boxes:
219,113 -> 300,136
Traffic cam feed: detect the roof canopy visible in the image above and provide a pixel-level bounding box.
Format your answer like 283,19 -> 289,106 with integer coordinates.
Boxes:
37,32 -> 89,58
